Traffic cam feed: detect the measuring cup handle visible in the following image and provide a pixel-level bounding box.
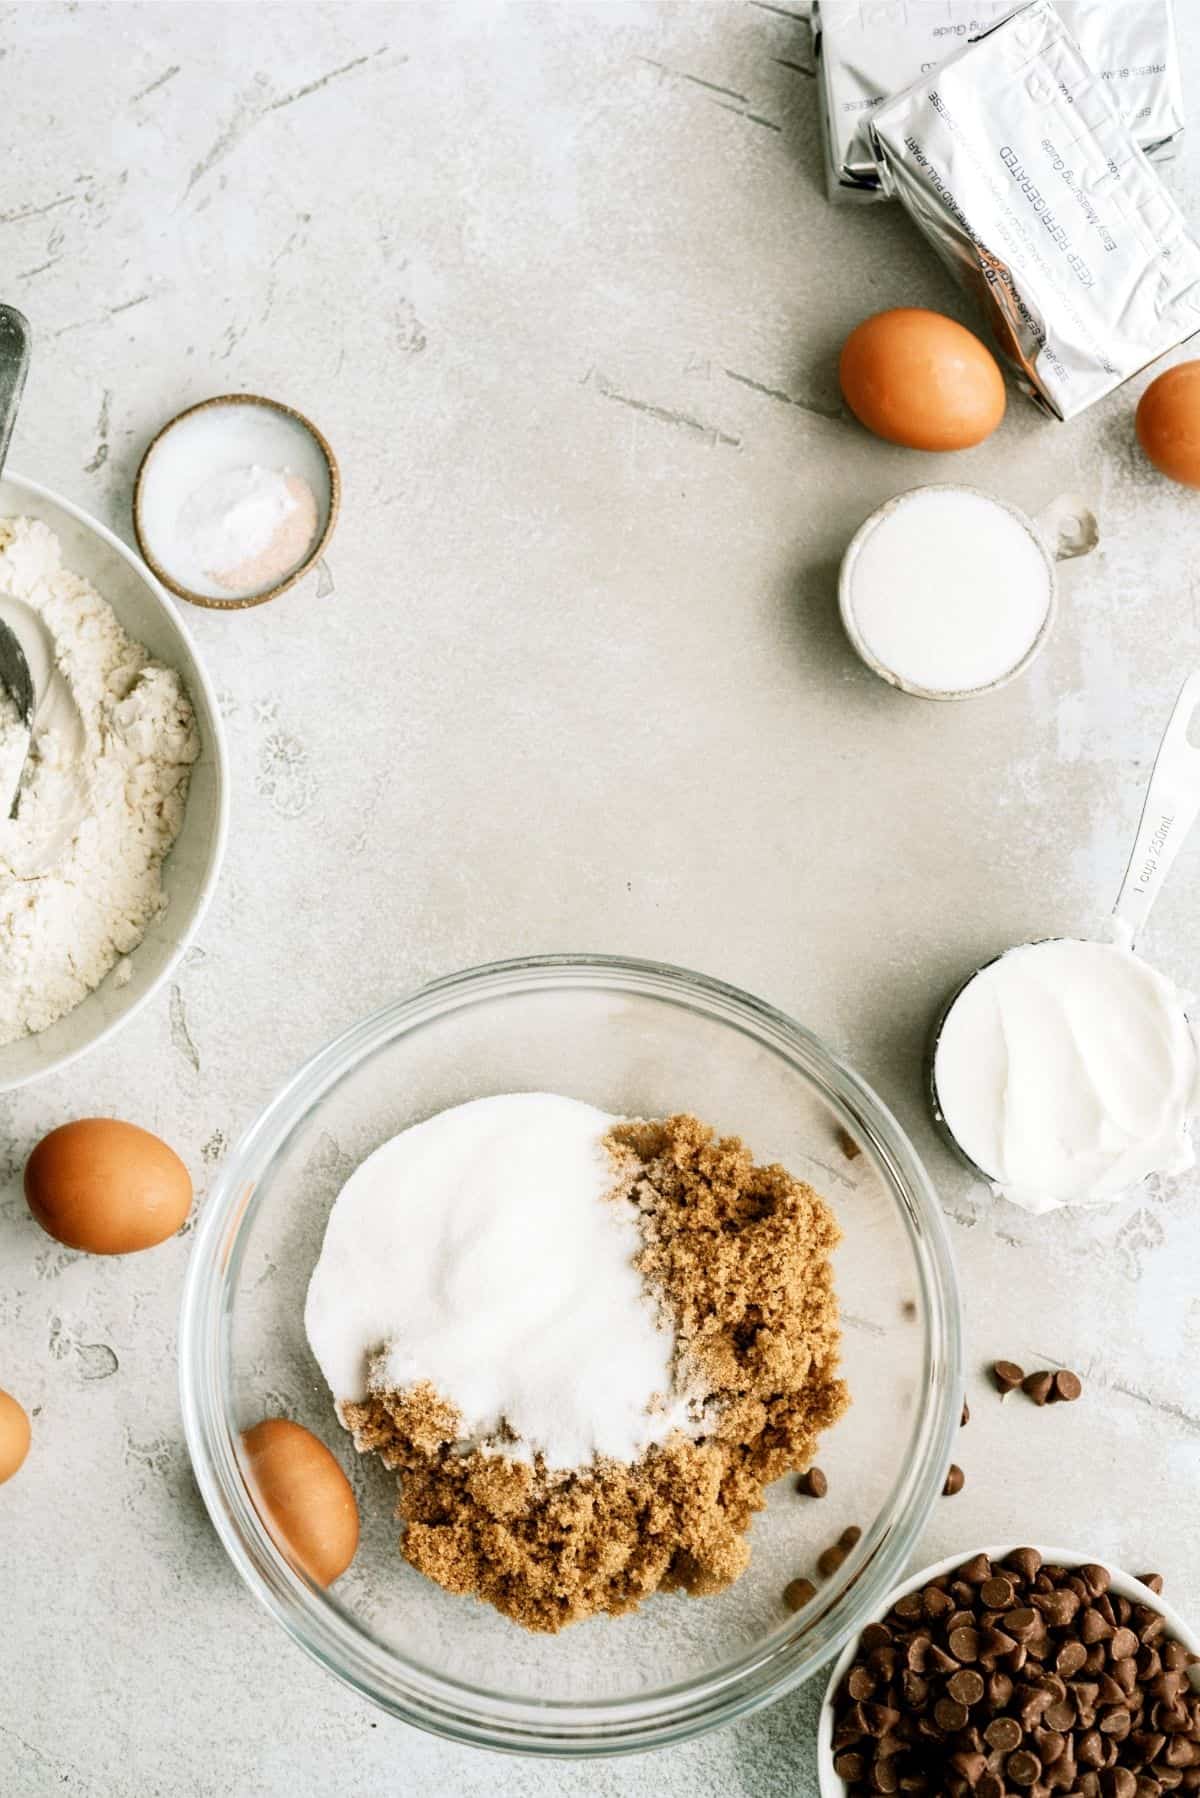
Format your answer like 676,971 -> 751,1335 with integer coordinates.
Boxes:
1034,491 -> 1099,562
1112,672 -> 1200,945
0,305 -> 31,485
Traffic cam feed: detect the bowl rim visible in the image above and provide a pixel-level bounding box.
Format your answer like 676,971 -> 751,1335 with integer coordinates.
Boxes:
816,1542 -> 1200,1797
179,952 -> 963,1757
0,470 -> 230,1092
838,483 -> 1058,702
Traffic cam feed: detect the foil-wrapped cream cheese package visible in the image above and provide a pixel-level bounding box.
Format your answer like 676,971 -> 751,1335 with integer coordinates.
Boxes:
815,0 -> 1184,203
867,0 -> 1200,421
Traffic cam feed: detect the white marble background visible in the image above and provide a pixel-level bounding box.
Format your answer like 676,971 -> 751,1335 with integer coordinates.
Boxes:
2,3 -> 1199,1793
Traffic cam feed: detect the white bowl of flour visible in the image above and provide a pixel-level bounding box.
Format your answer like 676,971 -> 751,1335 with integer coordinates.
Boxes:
0,472 -> 228,1091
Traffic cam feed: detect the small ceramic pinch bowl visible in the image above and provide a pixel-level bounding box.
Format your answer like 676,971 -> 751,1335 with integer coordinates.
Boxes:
817,1545 -> 1200,1797
133,394 -> 339,610
181,954 -> 963,1756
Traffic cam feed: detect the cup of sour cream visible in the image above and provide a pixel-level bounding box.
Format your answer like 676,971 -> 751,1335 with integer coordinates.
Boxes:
838,484 -> 1087,701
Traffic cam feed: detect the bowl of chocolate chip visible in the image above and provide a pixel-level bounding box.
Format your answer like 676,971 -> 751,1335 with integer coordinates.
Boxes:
819,1545 -> 1200,1798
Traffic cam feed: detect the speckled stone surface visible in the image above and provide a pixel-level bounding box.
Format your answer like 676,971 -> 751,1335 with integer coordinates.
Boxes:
2,4 -> 1200,1793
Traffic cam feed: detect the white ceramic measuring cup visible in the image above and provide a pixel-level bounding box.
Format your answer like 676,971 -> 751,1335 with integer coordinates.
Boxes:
839,484 -> 1097,701
928,672 -> 1200,1176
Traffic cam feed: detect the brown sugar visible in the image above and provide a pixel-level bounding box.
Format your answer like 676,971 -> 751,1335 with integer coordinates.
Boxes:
340,1113 -> 848,1632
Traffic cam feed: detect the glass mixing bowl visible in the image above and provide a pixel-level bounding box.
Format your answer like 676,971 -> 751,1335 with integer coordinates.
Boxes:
180,954 -> 962,1756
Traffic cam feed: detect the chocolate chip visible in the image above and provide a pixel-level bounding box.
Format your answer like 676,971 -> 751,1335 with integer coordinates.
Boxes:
1007,1548 -> 1043,1583
1022,1371 -> 1054,1407
841,1525 -> 864,1551
925,1586 -> 955,1620
986,1717 -> 1024,1752
1044,1699 -> 1076,1732
1081,1565 -> 1112,1598
1112,1629 -> 1140,1661
1057,1642 -> 1089,1678
818,1544 -> 847,1579
1036,1727 -> 1068,1766
895,1593 -> 925,1622
782,1576 -> 816,1612
981,1576 -> 1016,1611
1006,1609 -> 1041,1642
992,1359 -> 1025,1394
1113,1659 -> 1139,1696
1009,1749 -> 1042,1785
934,1697 -> 970,1732
944,1463 -> 966,1497
949,1669 -> 986,1708
1104,1772 -> 1138,1798
834,1749 -> 867,1781
979,1777 -> 1006,1798
987,1671 -> 1015,1709
1082,1610 -> 1115,1645
1099,1708 -> 1132,1741
961,1554 -> 992,1585
1139,1575 -> 1166,1596
1053,1370 -> 1083,1403
962,1399 -> 971,1428
847,1664 -> 876,1701
874,1759 -> 900,1794
861,1623 -> 893,1651
797,1466 -> 827,1498
951,1627 -> 983,1663
1079,1730 -> 1106,1769
1037,1589 -> 1082,1628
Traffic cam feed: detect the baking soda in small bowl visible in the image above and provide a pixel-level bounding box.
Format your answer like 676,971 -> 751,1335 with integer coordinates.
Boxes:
839,485 -> 1057,700
135,397 -> 338,608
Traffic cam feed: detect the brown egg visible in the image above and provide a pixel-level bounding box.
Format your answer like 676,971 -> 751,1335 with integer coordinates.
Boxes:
0,1388 -> 31,1485
1136,361 -> 1200,487
241,1418 -> 359,1587
839,307 -> 1006,451
24,1118 -> 192,1254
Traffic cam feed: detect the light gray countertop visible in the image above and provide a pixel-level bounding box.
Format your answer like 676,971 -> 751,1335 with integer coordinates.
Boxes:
2,4 -> 1199,1793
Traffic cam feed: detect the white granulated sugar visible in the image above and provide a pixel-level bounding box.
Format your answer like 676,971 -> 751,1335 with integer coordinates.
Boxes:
0,517 -> 199,1044
305,1092 -> 699,1472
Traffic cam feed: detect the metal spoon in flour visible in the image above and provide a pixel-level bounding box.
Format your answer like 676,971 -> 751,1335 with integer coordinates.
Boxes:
0,304 -> 34,818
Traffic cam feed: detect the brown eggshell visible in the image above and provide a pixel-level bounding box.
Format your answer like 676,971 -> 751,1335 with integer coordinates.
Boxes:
1136,361 -> 1200,487
241,1418 -> 359,1587
839,307 -> 1006,451
0,1388 -> 31,1485
24,1118 -> 193,1254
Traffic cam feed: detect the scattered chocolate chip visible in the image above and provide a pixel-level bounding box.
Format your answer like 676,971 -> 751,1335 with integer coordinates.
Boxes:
818,1543 -> 847,1579
1022,1370 -> 1054,1406
961,1399 -> 970,1428
782,1576 -> 816,1612
797,1466 -> 828,1499
944,1463 -> 965,1497
1139,1575 -> 1165,1596
1054,1369 -> 1083,1403
993,1360 -> 1025,1394
836,1126 -> 862,1161
840,1526 -> 863,1551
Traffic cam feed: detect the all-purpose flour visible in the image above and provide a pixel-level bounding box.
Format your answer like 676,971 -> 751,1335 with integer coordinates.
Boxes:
0,517 -> 199,1044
